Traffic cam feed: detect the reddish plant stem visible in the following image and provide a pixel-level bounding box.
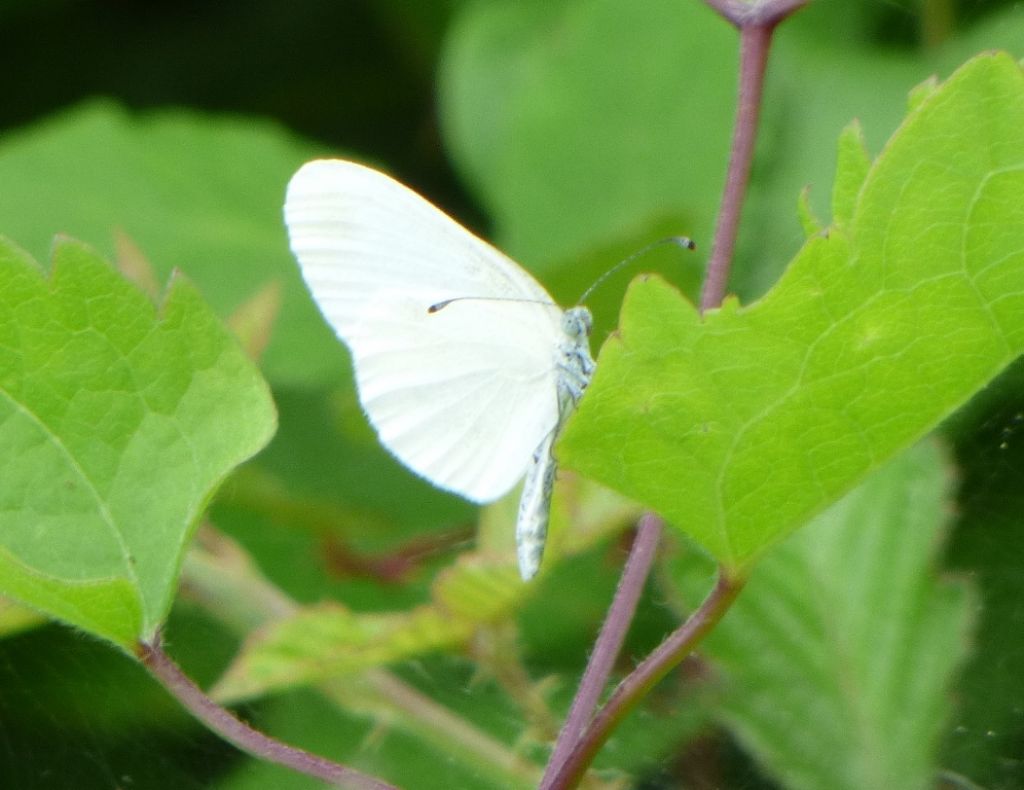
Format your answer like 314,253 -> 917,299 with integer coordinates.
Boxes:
545,572 -> 746,790
700,22 -> 773,311
540,2 -> 806,787
539,513 -> 664,789
137,638 -> 396,790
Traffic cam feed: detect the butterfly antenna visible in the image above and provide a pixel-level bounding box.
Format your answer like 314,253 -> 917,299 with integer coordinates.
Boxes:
577,235 -> 696,305
428,295 -> 554,313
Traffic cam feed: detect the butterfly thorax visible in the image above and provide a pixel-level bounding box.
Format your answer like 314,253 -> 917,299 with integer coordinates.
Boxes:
557,306 -> 596,411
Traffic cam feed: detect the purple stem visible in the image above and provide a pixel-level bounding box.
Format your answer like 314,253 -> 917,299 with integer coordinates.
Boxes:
545,572 -> 746,790
137,638 -> 396,790
538,513 -> 663,789
539,1 -> 807,786
700,22 -> 772,310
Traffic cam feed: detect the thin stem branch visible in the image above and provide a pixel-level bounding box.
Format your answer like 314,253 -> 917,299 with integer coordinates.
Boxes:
539,513 -> 663,789
183,528 -> 538,786
137,637 -> 397,790
700,22 -> 773,310
545,571 -> 746,790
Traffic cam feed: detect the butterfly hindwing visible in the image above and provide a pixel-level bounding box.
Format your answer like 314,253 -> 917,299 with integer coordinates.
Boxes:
350,292 -> 561,501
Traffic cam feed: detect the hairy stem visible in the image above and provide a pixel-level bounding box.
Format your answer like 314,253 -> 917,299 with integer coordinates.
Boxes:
539,513 -> 663,789
700,22 -> 772,309
137,637 -> 397,790
545,572 -> 746,790
700,0 -> 807,310
541,1 -> 807,786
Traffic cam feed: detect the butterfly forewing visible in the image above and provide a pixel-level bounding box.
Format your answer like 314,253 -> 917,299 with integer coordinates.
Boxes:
285,159 -> 566,503
285,160 -> 557,331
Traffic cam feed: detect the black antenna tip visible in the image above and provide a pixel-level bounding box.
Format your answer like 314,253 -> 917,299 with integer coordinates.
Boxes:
575,234 -> 699,305
427,300 -> 449,314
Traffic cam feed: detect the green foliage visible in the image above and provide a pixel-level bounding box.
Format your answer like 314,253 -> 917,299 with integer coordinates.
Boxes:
0,237 -> 275,646
211,559 -> 528,703
561,53 -> 1024,571
439,0 -> 947,302
0,1 -> 1022,788
0,102 -> 338,387
440,0 -> 736,270
210,477 -> 638,701
668,442 -> 970,789
942,400 -> 1024,789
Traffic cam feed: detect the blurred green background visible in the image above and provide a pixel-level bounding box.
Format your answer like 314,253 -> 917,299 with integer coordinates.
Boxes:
0,1 -> 1022,788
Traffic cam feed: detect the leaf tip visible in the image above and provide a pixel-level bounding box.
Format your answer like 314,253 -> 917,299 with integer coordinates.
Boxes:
113,228 -> 162,300
797,185 -> 822,237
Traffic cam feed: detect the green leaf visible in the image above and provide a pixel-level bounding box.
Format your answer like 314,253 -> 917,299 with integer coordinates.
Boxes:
666,441 -> 971,790
0,237 -> 275,647
0,101 -> 338,387
561,53 -> 1024,570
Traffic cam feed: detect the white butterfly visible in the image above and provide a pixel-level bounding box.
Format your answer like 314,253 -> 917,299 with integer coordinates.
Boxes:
284,159 -> 595,580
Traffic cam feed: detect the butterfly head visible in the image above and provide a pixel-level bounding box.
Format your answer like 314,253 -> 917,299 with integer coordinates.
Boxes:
563,306 -> 593,341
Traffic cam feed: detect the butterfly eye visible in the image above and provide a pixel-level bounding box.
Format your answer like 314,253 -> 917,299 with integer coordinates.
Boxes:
563,307 -> 593,339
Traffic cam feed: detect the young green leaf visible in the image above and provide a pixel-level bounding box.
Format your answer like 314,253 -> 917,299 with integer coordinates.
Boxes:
211,477 -> 637,702
665,442 -> 970,790
561,53 -> 1024,571
0,237 -> 275,648
211,557 -> 527,703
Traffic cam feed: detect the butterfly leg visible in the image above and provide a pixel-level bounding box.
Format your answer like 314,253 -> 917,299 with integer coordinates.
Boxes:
557,341 -> 595,405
